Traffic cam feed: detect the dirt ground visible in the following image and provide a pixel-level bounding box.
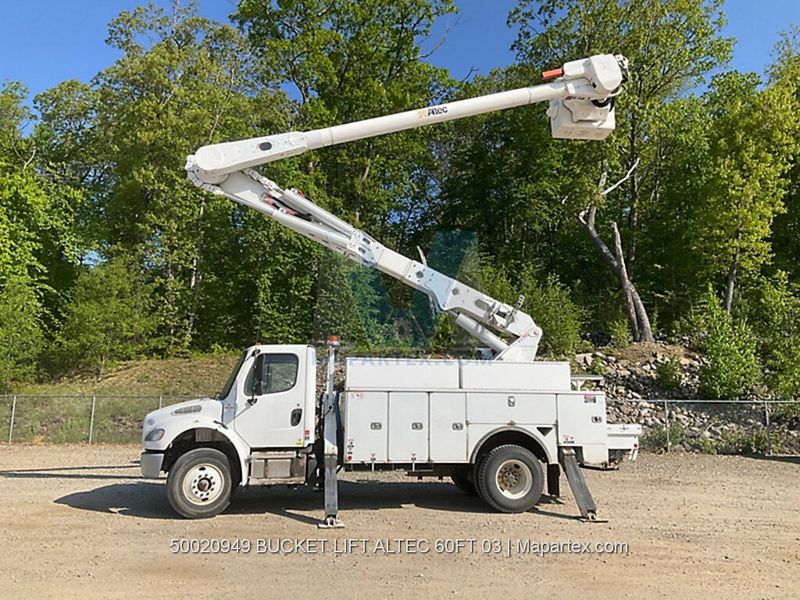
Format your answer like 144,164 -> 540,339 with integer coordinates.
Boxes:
0,446 -> 797,600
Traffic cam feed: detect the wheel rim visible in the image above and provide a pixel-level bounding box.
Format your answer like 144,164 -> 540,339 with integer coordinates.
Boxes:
495,459 -> 533,500
182,463 -> 224,506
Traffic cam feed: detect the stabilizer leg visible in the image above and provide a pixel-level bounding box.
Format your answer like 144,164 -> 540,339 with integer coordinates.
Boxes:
318,453 -> 343,528
559,448 -> 605,523
318,338 -> 344,529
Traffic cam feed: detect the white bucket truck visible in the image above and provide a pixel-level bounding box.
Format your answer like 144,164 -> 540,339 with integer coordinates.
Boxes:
140,54 -> 641,524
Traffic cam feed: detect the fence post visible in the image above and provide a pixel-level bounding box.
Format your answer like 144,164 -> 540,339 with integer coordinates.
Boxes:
88,394 -> 96,444
763,400 -> 772,456
663,399 -> 671,453
158,395 -> 163,410
8,395 -> 16,444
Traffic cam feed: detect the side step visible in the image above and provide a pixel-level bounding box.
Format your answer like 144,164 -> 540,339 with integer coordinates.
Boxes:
559,448 -> 604,522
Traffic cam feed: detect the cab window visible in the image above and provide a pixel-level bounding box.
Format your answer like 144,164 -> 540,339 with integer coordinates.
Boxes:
246,353 -> 299,395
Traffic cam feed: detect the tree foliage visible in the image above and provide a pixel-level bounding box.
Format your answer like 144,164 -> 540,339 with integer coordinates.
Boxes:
692,287 -> 760,399
55,257 -> 158,376
2,1 -> 800,402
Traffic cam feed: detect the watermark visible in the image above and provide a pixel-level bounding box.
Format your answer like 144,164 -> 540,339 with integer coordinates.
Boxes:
169,537 -> 629,557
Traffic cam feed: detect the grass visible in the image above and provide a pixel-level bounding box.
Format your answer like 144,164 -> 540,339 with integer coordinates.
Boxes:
16,352 -> 240,396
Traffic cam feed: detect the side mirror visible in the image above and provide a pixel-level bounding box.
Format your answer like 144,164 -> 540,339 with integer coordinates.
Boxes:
249,354 -> 264,404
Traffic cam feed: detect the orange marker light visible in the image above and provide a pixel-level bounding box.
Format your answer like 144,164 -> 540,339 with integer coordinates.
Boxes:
542,67 -> 564,80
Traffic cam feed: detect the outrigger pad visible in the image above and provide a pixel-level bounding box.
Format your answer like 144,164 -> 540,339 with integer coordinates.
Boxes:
318,515 -> 345,529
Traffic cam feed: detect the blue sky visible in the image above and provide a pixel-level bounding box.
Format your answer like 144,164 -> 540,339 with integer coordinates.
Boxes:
1,0 -> 798,106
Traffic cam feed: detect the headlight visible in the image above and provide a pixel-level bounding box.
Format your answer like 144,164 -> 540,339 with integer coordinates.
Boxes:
145,428 -> 165,442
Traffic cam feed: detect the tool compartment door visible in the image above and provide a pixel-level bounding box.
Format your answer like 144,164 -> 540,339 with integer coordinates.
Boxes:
429,392 -> 467,462
344,391 -> 388,463
556,392 -> 607,446
387,392 -> 429,463
466,392 -> 557,424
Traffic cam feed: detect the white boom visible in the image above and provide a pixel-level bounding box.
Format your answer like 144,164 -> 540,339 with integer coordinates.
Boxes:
186,54 -> 628,362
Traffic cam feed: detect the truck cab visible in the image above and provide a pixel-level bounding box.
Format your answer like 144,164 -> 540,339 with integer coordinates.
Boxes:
140,345 -> 318,517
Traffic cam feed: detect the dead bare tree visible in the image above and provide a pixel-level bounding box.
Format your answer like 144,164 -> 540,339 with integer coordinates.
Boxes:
577,159 -> 653,342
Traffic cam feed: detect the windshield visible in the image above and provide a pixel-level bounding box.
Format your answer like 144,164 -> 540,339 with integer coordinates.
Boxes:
216,351 -> 247,400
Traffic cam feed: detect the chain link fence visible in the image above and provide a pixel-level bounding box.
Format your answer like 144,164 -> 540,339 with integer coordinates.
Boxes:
1,394 -> 798,454
607,398 -> 800,455
0,394 -> 199,444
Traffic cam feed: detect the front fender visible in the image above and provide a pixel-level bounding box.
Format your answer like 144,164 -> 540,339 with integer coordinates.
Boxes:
146,415 -> 250,484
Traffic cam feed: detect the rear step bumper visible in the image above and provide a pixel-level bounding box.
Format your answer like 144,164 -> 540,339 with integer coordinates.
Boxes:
606,423 -> 642,460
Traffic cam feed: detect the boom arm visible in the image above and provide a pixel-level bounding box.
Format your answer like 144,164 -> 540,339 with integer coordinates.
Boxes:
186,54 -> 628,362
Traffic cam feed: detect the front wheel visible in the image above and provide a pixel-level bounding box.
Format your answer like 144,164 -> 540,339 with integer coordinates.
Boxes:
167,448 -> 232,519
476,444 -> 544,513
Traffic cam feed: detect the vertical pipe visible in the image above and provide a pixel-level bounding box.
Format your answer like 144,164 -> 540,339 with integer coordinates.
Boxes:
8,395 -> 16,444
663,399 -> 671,453
89,395 -> 96,444
764,400 -> 772,456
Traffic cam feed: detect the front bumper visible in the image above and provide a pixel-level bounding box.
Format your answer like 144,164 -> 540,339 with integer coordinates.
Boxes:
140,452 -> 165,478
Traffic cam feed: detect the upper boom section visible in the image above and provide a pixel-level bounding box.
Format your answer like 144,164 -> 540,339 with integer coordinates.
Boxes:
185,53 -> 628,362
189,54 -> 627,185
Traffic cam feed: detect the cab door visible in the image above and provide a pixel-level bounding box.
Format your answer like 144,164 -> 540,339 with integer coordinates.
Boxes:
234,350 -> 306,448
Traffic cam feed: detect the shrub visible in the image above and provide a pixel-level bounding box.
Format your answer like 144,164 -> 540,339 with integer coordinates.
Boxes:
715,429 -> 769,455
608,318 -> 631,349
641,422 -> 685,451
466,262 -> 583,359
745,272 -> 800,400
696,287 -> 760,399
519,273 -> 584,358
587,359 -> 607,376
685,436 -> 718,455
655,357 -> 682,390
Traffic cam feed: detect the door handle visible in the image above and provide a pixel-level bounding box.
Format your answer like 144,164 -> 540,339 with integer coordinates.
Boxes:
290,408 -> 302,427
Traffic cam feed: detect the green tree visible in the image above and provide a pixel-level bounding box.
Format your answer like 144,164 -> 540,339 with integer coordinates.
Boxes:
744,272 -> 800,399
234,0 -> 456,239
91,2 -> 289,351
690,71 -> 800,311
503,0 -> 732,340
234,0 -> 462,352
693,287 -> 760,399
56,257 -> 158,376
0,83 -> 80,387
463,259 -> 583,358
0,278 -> 44,391
771,27 -> 800,285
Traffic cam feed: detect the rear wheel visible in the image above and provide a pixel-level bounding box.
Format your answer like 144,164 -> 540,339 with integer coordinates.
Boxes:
451,467 -> 477,495
475,444 -> 544,513
167,448 -> 232,519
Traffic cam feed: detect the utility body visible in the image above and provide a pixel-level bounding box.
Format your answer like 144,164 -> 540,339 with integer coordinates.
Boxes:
140,53 -> 641,523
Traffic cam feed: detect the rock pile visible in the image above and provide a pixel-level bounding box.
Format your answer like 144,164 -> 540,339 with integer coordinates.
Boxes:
576,342 -> 800,454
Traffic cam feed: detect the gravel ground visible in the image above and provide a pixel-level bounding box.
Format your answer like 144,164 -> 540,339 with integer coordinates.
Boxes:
0,445 -> 798,599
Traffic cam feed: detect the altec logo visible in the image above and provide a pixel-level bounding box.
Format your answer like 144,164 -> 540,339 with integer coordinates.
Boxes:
418,105 -> 448,118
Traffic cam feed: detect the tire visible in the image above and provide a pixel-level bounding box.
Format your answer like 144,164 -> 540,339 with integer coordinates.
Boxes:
475,444 -> 544,513
167,448 -> 233,519
451,467 -> 477,496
